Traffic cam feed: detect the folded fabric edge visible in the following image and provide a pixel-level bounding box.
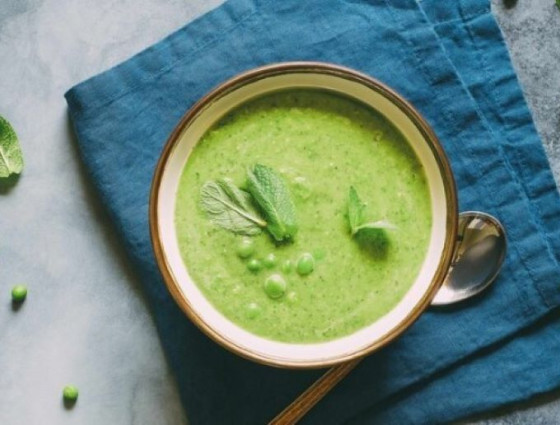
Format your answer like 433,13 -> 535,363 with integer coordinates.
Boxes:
64,0 -> 257,115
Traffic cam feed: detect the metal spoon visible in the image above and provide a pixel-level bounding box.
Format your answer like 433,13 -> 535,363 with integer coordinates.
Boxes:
432,211 -> 507,305
269,211 -> 507,425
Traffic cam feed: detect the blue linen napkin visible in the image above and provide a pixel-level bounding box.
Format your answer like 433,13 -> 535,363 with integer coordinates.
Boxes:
65,0 -> 560,424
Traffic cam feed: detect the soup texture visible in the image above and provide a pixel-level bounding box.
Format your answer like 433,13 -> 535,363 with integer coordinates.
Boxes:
175,90 -> 431,343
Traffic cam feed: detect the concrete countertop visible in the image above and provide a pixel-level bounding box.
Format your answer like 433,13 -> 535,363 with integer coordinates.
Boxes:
0,0 -> 558,424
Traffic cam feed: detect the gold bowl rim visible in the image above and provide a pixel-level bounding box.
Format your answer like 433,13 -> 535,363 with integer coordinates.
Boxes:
149,61 -> 459,369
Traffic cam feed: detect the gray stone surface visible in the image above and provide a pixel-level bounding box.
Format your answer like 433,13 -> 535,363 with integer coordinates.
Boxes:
0,0 -> 558,424
0,1 -> 219,424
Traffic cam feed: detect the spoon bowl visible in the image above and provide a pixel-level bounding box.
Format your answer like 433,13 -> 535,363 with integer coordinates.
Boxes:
431,211 -> 507,306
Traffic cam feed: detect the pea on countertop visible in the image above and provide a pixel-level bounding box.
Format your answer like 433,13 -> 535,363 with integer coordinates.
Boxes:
63,385 -> 79,403
11,285 -> 27,302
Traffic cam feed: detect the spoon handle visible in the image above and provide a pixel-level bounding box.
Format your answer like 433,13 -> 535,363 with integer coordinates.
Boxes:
268,359 -> 362,425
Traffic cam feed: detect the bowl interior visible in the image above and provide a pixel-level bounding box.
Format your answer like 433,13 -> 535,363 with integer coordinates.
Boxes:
153,68 -> 455,367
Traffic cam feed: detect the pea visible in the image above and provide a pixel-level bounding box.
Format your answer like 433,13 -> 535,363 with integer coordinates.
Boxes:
263,274 -> 287,299
63,385 -> 79,402
281,260 -> 293,274
263,253 -> 277,268
247,258 -> 262,273
11,285 -> 27,302
245,302 -> 261,319
236,238 -> 255,259
296,253 -> 315,276
286,291 -> 298,304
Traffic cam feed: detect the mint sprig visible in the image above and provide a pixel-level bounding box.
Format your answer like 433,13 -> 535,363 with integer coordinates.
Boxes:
347,186 -> 396,236
0,115 -> 24,178
199,164 -> 298,241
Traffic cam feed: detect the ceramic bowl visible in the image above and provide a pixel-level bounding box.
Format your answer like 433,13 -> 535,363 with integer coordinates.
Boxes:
150,62 -> 458,368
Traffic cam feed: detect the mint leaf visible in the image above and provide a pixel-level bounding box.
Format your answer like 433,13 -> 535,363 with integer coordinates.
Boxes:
0,115 -> 24,178
218,178 -> 258,214
557,0 -> 560,10
347,186 -> 396,236
348,186 -> 366,235
246,164 -> 298,241
353,220 -> 397,233
200,180 -> 266,235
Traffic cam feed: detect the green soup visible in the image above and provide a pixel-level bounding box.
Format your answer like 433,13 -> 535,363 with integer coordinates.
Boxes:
175,90 -> 431,343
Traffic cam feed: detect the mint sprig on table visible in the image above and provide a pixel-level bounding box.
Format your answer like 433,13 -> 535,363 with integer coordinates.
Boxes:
200,164 -> 298,241
347,186 -> 396,236
0,115 -> 24,178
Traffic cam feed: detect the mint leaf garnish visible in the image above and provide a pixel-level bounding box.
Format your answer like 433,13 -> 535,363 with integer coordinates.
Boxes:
200,180 -> 266,235
218,177 -> 258,214
353,220 -> 397,233
347,186 -> 396,236
348,186 -> 366,235
0,115 -> 24,178
246,164 -> 298,242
